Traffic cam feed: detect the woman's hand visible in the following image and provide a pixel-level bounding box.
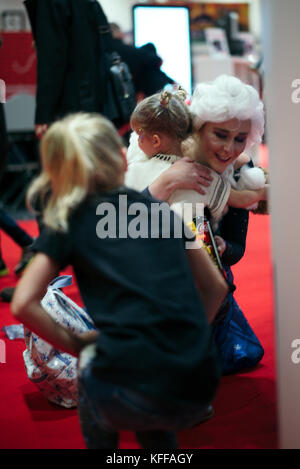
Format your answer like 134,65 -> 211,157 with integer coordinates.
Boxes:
233,152 -> 251,170
148,157 -> 213,201
214,235 -> 227,257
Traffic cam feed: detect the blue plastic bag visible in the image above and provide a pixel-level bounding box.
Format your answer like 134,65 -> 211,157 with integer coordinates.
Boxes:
212,268 -> 264,375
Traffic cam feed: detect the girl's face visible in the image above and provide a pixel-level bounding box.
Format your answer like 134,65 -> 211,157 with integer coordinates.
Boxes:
198,118 -> 251,174
134,126 -> 157,158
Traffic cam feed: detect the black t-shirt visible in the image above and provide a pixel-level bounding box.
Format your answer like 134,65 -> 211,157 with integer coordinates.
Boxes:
34,187 -> 220,407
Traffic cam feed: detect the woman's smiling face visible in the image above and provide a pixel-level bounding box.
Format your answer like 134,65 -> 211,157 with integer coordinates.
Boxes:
198,118 -> 251,173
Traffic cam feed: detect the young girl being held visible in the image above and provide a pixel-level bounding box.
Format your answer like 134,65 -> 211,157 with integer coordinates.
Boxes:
126,87 -> 193,189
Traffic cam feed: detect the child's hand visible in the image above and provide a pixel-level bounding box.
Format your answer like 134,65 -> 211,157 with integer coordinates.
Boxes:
214,236 -> 227,257
75,330 -> 99,356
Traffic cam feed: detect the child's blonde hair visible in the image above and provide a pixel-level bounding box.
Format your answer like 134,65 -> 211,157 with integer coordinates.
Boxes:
27,113 -> 124,232
130,88 -> 192,141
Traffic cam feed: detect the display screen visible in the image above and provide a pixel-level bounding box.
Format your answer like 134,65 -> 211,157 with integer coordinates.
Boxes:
133,5 -> 192,95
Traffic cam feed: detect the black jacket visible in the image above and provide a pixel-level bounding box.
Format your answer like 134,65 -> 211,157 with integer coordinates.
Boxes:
24,0 -> 106,125
110,38 -> 174,97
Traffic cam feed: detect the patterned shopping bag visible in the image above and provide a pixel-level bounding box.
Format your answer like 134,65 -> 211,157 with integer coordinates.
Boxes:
23,276 -> 95,408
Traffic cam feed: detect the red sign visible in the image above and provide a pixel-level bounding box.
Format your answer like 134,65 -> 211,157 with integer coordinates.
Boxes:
0,32 -> 37,100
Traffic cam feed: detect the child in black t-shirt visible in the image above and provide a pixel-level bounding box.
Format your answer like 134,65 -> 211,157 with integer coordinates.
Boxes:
11,113 -> 227,449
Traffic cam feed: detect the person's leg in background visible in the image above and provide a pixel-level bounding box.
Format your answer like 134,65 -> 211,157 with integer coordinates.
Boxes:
0,208 -> 34,275
0,100 -> 34,277
0,192 -> 44,301
0,101 -> 10,277
0,233 -> 9,276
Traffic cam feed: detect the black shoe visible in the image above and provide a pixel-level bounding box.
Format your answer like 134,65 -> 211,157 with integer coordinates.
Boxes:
0,287 -> 15,303
14,245 -> 35,275
190,405 -> 215,428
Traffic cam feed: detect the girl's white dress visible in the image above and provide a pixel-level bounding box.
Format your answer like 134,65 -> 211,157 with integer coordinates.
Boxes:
125,132 -> 232,225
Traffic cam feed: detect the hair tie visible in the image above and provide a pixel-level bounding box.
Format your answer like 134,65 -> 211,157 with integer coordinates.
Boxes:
160,91 -> 171,108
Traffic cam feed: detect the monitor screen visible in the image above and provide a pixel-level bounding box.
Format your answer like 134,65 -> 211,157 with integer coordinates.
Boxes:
133,5 -> 192,96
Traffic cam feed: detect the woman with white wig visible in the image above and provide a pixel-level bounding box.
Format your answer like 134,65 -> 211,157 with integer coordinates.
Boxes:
144,75 -> 266,374
187,75 -> 267,215
191,74 -> 264,151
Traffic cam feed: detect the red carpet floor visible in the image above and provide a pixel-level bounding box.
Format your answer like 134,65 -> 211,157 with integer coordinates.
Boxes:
0,213 -> 278,449
0,144 -> 277,449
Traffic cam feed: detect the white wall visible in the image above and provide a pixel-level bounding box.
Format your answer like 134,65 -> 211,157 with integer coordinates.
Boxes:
99,0 -> 137,33
0,0 -> 24,10
261,0 -> 300,449
0,0 -> 31,30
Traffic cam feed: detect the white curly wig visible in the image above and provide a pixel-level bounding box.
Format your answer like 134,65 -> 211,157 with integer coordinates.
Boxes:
190,75 -> 265,149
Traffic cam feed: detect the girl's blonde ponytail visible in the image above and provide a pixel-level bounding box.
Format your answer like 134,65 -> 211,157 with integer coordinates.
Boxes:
27,113 -> 124,232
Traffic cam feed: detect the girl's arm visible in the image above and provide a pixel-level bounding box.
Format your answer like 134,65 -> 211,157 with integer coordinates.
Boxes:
11,253 -> 98,357
228,184 -> 268,208
186,241 -> 228,324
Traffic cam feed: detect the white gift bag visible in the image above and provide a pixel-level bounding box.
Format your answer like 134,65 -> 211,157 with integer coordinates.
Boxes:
23,275 -> 95,408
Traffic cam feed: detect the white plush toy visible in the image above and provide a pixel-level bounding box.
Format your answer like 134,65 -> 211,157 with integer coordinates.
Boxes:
226,162 -> 268,213
235,165 -> 266,191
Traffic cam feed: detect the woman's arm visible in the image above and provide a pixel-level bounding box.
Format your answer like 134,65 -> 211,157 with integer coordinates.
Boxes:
148,158 -> 213,201
228,185 -> 268,208
11,253 -> 98,357
186,242 -> 228,324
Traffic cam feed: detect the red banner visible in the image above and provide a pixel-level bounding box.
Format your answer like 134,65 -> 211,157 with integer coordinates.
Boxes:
0,32 -> 37,100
